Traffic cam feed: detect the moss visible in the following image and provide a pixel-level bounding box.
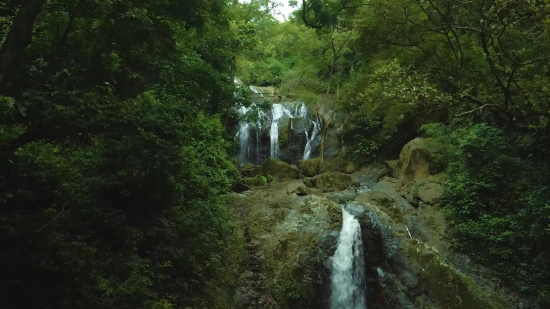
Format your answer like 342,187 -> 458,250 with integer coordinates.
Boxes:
402,241 -> 509,309
262,159 -> 299,180
297,158 -> 335,177
303,172 -> 356,191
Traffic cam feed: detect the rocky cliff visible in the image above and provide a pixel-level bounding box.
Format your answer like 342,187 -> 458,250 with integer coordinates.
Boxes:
228,138 -> 513,309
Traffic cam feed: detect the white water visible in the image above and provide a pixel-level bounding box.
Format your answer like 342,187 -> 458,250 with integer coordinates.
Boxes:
303,118 -> 319,160
235,103 -> 265,165
236,106 -> 251,165
330,208 -> 367,309
270,104 -> 293,158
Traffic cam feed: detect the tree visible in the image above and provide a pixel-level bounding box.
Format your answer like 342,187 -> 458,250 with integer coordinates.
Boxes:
0,1 -> 245,308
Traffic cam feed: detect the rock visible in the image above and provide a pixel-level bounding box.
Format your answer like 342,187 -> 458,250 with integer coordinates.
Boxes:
291,117 -> 311,132
417,182 -> 443,205
241,164 -> 263,177
261,158 -> 299,180
389,251 -> 420,288
327,157 -> 358,174
230,185 -> 342,308
303,172 -> 358,191
401,174 -> 445,206
399,241 -> 510,309
385,159 -> 400,178
297,158 -> 334,177
394,138 -> 448,189
324,189 -> 357,203
286,181 -> 308,196
344,202 -> 366,217
243,177 -> 260,187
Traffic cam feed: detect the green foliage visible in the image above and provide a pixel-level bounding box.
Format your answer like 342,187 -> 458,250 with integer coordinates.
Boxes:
0,0 -> 246,308
256,174 -> 268,186
347,136 -> 379,165
441,124 -> 550,300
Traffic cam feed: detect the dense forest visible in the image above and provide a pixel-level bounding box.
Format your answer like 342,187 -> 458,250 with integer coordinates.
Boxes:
0,0 -> 549,308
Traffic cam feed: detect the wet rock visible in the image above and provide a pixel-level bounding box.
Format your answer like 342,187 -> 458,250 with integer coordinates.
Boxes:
344,202 -> 366,217
324,189 -> 357,203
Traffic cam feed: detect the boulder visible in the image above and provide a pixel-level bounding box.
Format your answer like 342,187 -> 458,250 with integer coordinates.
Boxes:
394,138 -> 448,189
297,158 -> 334,177
243,177 -> 260,187
401,174 -> 445,206
303,172 -> 359,191
286,181 -> 308,196
261,159 -> 299,180
328,157 -> 358,174
241,164 -> 263,177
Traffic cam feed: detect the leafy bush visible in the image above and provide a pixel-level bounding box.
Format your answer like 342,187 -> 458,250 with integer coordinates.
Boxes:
441,124 -> 550,302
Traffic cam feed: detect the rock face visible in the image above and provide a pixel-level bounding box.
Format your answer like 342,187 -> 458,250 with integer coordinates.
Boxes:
230,139 -> 513,309
229,182 -> 342,309
344,168 -> 510,309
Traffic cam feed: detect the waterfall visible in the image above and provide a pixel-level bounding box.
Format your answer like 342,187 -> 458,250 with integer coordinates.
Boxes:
270,104 -> 293,158
330,208 -> 367,309
303,118 -> 319,160
298,101 -> 308,118
235,103 -> 265,165
235,106 -> 251,165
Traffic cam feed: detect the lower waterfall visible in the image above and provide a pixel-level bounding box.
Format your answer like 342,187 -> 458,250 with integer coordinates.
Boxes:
330,207 -> 367,309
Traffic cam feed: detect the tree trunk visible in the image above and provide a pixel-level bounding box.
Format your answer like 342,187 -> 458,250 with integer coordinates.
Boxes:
0,0 -> 47,91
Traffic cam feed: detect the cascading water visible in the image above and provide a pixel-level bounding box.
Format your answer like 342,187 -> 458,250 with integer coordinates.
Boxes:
303,118 -> 319,160
330,207 -> 367,309
235,103 -> 265,165
235,106 -> 251,165
270,103 -> 293,158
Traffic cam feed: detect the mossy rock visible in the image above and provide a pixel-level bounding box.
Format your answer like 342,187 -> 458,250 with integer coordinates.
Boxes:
328,157 -> 358,174
245,195 -> 342,308
241,164 -> 263,177
395,138 -> 451,189
401,241 -> 509,309
303,172 -> 358,191
243,177 -> 260,187
297,158 -> 335,177
261,158 -> 299,180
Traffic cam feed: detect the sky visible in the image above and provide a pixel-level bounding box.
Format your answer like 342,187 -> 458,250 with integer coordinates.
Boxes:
239,0 -> 297,22
272,1 -> 297,21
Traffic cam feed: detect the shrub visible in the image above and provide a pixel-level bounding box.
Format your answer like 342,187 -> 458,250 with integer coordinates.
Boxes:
441,124 -> 550,302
